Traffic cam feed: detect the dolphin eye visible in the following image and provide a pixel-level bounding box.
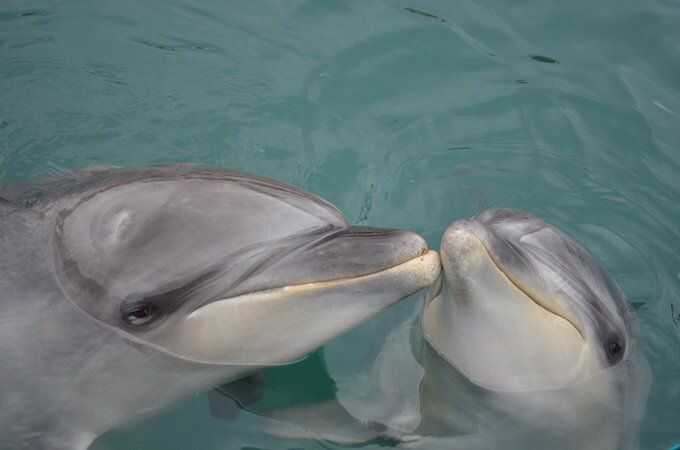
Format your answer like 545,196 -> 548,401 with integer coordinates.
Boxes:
121,301 -> 158,327
606,340 -> 624,363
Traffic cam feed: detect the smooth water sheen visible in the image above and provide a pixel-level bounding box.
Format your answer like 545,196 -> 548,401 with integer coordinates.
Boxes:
1,0 -> 679,449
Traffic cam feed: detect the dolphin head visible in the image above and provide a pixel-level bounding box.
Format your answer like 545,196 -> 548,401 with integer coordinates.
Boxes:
424,208 -> 641,392
46,167 -> 440,367
420,209 -> 650,448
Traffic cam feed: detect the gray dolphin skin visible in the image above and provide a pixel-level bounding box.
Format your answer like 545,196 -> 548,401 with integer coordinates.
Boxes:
226,209 -> 650,450
0,166 -> 440,450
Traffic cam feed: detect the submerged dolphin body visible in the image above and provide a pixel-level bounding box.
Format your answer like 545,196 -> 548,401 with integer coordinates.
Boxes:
0,166 -> 440,450
217,209 -> 650,450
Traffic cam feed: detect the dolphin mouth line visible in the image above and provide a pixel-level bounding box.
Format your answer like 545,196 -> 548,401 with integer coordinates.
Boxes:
472,232 -> 585,340
194,249 -> 439,314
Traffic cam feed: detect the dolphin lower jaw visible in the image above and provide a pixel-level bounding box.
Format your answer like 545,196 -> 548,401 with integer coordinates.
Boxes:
153,250 -> 440,366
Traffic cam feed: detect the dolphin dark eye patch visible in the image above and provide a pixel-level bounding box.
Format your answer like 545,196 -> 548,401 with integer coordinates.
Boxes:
606,339 -> 624,364
120,301 -> 159,327
119,271 -> 219,328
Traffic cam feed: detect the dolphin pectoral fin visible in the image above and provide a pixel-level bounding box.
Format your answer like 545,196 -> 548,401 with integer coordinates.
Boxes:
208,389 -> 240,420
210,385 -> 407,445
398,434 -> 496,450
208,350 -> 407,444
209,350 -> 331,420
259,399 -> 404,445
209,373 -> 266,419
630,301 -> 646,311
254,399 -> 409,445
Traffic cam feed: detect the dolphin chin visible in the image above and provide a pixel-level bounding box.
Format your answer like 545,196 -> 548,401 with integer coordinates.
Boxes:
0,166 -> 439,450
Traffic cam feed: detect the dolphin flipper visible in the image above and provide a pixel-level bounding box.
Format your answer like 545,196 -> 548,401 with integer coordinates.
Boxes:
209,388 -> 403,444
209,373 -> 266,419
630,301 -> 646,311
324,296 -> 425,435
218,297 -> 426,445
208,348 -> 411,445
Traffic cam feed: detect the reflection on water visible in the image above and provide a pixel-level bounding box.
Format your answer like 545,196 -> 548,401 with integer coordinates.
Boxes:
1,0 -> 679,449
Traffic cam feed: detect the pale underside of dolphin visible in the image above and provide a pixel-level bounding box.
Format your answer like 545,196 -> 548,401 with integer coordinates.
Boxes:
211,209 -> 651,450
0,165 -> 440,450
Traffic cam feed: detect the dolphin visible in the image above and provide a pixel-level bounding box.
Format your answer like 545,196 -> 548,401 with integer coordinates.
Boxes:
0,166 -> 440,450
411,208 -> 651,449
215,209 -> 650,450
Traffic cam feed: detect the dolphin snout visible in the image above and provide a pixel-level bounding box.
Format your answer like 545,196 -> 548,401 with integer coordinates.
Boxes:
440,220 -> 490,280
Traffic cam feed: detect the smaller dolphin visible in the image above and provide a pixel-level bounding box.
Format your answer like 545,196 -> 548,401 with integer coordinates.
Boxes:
214,209 -> 650,450
0,166 -> 440,450
413,209 -> 651,449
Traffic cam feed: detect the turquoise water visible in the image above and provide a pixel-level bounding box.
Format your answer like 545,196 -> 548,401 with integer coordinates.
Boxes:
2,0 -> 679,448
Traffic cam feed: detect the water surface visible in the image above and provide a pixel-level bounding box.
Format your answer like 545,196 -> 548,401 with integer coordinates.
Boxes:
1,0 -> 679,449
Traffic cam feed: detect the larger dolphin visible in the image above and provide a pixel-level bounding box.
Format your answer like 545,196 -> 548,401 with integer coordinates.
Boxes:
0,166 -> 440,450
218,209 -> 650,450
